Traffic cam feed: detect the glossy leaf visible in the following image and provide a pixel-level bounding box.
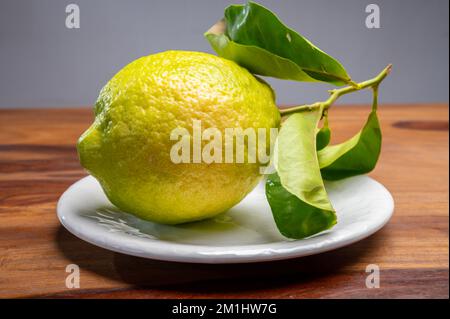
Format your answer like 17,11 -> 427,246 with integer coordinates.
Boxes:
276,108 -> 334,211
205,1 -> 351,85
266,173 -> 337,239
318,93 -> 382,180
316,115 -> 331,150
267,107 -> 336,239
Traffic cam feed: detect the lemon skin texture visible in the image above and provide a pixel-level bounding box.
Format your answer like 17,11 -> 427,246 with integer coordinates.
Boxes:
77,51 -> 280,224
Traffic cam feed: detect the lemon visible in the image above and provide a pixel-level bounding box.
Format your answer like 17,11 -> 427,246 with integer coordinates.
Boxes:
77,51 -> 280,224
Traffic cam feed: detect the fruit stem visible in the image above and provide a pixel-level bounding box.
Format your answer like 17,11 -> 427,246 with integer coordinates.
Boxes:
279,64 -> 392,116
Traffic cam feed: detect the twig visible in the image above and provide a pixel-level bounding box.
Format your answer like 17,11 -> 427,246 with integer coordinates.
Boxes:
279,64 -> 392,116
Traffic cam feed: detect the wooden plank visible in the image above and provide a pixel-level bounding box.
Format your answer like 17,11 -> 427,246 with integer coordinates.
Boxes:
0,104 -> 448,298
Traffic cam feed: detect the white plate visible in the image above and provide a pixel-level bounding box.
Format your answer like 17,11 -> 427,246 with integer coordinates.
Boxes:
57,175 -> 394,264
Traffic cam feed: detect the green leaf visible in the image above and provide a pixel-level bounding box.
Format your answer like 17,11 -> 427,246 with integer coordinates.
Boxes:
266,173 -> 336,239
266,107 -> 336,239
318,92 -> 382,180
316,115 -> 331,150
316,126 -> 331,151
205,1 -> 352,85
276,108 -> 333,210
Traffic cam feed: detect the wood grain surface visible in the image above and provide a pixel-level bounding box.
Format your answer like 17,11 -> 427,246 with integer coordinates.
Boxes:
0,104 -> 448,299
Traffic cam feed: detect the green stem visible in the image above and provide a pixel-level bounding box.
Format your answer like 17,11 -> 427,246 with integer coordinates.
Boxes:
372,85 -> 379,111
279,64 -> 392,116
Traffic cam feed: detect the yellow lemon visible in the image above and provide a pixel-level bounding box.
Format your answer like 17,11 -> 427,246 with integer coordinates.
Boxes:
77,51 -> 280,224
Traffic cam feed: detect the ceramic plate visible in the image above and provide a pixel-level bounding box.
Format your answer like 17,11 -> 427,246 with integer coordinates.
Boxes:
57,175 -> 394,263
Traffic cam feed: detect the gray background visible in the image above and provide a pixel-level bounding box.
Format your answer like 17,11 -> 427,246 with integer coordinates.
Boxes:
0,0 -> 448,108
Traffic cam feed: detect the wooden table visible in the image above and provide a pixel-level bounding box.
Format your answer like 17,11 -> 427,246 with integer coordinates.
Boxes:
0,104 -> 448,299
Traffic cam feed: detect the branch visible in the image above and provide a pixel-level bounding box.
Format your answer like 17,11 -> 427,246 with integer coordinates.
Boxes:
279,64 -> 392,116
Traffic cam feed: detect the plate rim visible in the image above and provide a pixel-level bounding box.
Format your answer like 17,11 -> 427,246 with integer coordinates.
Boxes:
57,175 -> 394,264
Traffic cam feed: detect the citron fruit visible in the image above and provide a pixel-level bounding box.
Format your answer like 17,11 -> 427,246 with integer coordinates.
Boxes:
77,51 -> 280,224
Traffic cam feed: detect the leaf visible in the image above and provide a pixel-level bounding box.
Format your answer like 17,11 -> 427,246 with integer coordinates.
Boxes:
276,108 -> 333,210
205,1 -> 352,85
266,173 -> 337,239
316,114 -> 331,150
318,91 -> 382,180
266,107 -> 336,239
316,126 -> 331,151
